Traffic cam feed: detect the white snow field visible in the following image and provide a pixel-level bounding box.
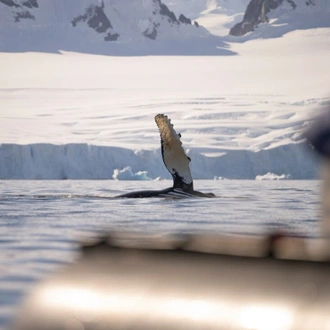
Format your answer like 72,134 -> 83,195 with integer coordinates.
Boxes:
1,0 -> 330,179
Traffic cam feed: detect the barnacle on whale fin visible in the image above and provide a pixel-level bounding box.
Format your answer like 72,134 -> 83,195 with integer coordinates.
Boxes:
155,114 -> 193,189
155,114 -> 182,148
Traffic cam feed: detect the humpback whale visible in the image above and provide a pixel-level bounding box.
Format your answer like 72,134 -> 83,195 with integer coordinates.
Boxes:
116,114 -> 215,198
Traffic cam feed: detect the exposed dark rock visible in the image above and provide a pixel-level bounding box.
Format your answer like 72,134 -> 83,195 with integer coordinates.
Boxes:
178,14 -> 191,25
157,0 -> 178,24
229,0 -> 284,36
104,32 -> 119,41
194,21 -> 199,27
72,4 -> 112,33
22,0 -> 38,8
0,0 -> 18,7
229,21 -> 252,36
88,6 -> 111,32
22,1 -> 32,7
0,0 -> 38,7
14,10 -> 34,22
143,23 -> 159,40
71,1 -> 120,41
287,0 -> 296,8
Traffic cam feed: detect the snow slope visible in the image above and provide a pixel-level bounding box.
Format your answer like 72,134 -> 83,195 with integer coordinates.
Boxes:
164,0 -> 249,36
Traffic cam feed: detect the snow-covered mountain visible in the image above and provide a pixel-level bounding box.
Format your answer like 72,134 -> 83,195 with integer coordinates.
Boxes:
229,0 -> 330,37
164,0 -> 330,37
164,0 -> 249,36
0,0 -> 232,55
1,0 -> 329,54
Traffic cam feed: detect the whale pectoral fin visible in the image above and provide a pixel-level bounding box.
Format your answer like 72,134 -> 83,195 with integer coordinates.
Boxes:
155,114 -> 193,191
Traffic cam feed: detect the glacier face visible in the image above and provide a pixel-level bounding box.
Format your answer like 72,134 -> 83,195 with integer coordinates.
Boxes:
0,0 -> 232,55
0,142 -> 319,180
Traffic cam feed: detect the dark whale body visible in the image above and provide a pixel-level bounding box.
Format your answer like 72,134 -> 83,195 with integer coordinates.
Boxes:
116,114 -> 215,198
117,187 -> 215,198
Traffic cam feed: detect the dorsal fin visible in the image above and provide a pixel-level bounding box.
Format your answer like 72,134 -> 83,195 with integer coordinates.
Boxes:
155,114 -> 193,191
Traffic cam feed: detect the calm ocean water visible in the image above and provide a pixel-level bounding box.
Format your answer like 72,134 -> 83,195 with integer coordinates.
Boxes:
0,180 -> 321,329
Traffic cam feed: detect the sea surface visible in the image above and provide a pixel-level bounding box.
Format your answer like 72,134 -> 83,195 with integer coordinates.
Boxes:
0,180 -> 322,329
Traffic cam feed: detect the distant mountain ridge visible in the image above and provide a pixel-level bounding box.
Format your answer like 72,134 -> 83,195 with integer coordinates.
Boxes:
0,0 -> 233,55
2,0 -> 328,55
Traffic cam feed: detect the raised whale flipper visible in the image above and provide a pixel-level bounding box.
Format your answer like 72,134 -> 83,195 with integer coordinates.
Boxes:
155,114 -> 194,191
115,115 -> 215,198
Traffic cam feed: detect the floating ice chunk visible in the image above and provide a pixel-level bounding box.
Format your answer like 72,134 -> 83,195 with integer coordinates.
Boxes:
213,176 -> 227,180
255,173 -> 291,180
112,166 -> 151,180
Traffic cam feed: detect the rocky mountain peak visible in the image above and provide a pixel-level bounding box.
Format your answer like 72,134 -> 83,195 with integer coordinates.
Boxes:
229,0 -> 329,36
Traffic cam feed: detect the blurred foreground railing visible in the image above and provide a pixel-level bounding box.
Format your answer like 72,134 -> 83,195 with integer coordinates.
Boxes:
11,232 -> 330,330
